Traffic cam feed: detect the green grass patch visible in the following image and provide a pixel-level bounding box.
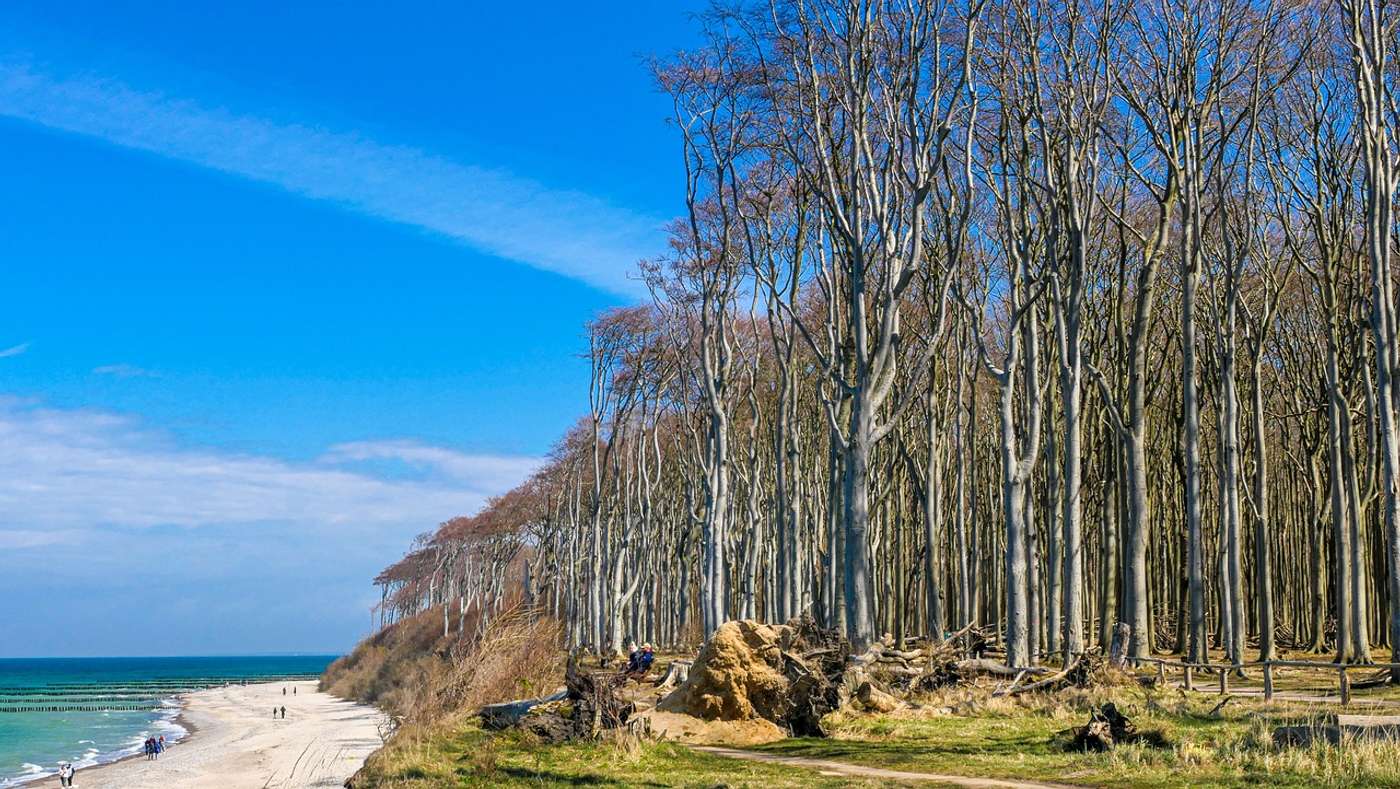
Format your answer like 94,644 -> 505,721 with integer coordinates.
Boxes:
351,716 -> 894,787
351,683 -> 1400,788
755,689 -> 1400,788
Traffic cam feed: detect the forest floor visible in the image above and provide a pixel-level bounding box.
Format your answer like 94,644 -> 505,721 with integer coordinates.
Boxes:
347,649 -> 1400,788
348,686 -> 1400,787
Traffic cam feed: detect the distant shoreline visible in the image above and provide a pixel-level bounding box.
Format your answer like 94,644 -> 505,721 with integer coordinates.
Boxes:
28,681 -> 382,789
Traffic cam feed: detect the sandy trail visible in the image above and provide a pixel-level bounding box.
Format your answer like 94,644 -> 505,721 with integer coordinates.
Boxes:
691,746 -> 1078,788
41,680 -> 386,789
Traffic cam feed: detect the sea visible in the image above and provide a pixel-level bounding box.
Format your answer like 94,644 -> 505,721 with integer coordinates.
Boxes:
0,655 -> 337,787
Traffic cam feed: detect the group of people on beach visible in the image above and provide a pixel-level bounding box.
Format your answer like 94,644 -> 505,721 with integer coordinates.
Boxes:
53,734 -> 164,784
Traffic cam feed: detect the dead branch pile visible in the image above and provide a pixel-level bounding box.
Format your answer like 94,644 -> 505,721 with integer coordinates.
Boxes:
903,625 -> 1049,692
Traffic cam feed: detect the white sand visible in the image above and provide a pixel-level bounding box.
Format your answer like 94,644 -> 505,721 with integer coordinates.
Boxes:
44,680 -> 387,788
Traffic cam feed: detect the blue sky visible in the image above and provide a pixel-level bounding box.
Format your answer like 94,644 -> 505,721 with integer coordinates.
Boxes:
0,1 -> 702,656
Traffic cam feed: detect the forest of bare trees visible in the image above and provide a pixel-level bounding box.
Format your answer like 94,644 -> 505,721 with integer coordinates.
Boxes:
371,0 -> 1400,673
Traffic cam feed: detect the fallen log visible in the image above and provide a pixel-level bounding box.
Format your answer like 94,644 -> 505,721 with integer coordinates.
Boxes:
883,648 -> 925,661
847,635 -> 895,668
855,681 -> 899,713
956,659 -> 1052,678
997,657 -> 1082,697
1275,714 -> 1400,747
479,689 -> 568,730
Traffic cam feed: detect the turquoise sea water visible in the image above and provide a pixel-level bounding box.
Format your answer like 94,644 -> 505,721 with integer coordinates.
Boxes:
0,655 -> 337,786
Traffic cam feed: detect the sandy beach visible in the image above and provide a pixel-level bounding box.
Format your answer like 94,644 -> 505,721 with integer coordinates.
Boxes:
38,680 -> 386,788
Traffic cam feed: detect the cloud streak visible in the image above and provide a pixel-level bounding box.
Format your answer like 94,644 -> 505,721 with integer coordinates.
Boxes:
0,63 -> 660,296
0,398 -> 539,535
0,342 -> 30,358
321,439 -> 541,492
93,363 -> 159,378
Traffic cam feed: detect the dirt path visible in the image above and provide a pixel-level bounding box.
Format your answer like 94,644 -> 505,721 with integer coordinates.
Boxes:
690,745 -> 1078,788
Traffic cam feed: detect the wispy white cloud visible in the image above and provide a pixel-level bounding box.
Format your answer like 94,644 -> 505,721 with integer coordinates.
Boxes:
0,398 -> 539,536
321,439 -> 542,492
0,341 -> 30,358
0,63 -> 661,296
93,363 -> 159,378
0,528 -> 85,549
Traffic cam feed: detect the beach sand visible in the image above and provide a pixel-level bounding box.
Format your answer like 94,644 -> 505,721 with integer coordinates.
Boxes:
40,680 -> 386,788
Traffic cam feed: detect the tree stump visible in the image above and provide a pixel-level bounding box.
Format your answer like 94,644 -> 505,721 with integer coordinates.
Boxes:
1108,623 -> 1131,669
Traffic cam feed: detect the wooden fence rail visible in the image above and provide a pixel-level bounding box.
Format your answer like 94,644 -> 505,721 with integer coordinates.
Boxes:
1128,656 -> 1400,705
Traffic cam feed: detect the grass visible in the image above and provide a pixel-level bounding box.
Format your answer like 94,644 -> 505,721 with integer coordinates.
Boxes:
345,639 -> 1400,788
350,716 -> 896,787
755,686 -> 1400,788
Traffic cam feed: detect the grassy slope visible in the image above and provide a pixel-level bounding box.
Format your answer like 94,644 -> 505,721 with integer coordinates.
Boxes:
322,609 -> 452,716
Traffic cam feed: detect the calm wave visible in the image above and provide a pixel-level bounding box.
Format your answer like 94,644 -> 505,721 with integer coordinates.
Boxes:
0,655 -> 335,786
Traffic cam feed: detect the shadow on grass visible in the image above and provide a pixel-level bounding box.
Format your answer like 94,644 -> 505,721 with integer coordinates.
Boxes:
492,766 -> 670,786
757,730 -> 1063,762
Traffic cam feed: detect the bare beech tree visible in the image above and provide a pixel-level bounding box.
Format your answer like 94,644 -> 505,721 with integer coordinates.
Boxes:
365,0 -> 1400,680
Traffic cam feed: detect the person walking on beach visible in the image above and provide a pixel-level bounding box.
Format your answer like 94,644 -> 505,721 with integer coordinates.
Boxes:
58,762 -> 74,787
144,738 -> 155,760
158,735 -> 165,754
273,707 -> 278,719
282,687 -> 286,695
280,705 -> 286,719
